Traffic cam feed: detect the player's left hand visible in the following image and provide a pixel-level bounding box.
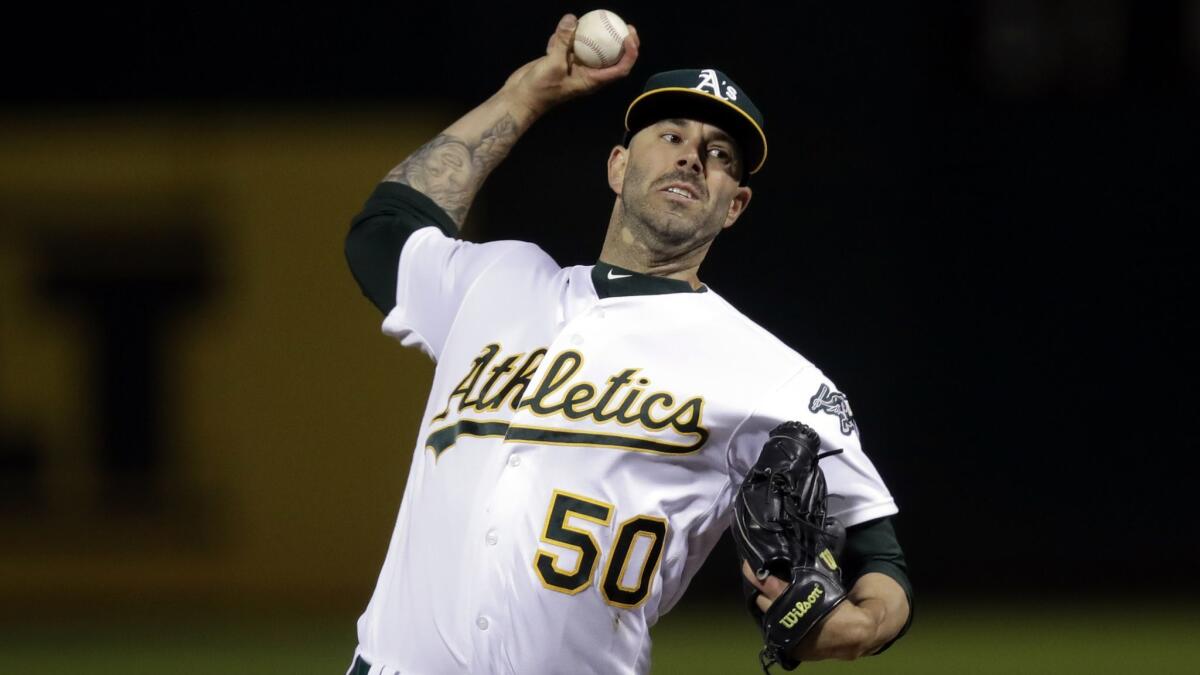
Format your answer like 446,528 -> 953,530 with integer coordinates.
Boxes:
742,561 -> 883,662
501,14 -> 640,118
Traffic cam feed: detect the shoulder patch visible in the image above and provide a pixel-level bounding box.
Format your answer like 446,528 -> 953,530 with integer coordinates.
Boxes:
808,383 -> 857,436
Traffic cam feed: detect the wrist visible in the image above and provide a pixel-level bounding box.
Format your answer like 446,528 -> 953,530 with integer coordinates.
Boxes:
494,83 -> 549,128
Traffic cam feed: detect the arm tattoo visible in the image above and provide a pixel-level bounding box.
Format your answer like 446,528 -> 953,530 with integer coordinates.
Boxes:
385,114 -> 520,227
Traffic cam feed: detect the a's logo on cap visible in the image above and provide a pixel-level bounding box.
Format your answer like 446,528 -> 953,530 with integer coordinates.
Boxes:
694,69 -> 738,102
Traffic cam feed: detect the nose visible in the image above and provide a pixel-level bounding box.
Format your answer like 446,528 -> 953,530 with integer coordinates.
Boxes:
675,144 -> 704,175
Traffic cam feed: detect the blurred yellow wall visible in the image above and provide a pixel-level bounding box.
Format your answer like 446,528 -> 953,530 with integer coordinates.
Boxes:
0,108 -> 452,609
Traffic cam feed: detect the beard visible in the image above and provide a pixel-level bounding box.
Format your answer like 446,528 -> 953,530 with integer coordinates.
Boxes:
618,164 -> 725,249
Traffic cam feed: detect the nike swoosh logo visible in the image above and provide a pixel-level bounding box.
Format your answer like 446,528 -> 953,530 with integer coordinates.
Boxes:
607,270 -> 632,280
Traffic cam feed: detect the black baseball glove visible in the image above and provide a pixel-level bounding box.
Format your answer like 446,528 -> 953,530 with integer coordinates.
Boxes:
732,421 -> 848,671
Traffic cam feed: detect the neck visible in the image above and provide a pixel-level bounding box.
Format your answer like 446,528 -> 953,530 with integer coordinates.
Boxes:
597,201 -> 712,290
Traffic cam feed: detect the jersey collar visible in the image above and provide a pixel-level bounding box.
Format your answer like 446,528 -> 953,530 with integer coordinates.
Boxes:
591,261 -> 708,299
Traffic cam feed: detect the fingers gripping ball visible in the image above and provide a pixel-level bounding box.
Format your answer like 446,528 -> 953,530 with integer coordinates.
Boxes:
732,421 -> 849,671
573,9 -> 629,68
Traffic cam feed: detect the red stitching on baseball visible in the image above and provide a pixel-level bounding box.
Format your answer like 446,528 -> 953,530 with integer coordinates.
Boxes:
600,13 -> 623,44
576,34 -> 612,67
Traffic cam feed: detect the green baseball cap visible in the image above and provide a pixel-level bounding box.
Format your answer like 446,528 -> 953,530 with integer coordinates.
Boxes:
624,68 -> 767,177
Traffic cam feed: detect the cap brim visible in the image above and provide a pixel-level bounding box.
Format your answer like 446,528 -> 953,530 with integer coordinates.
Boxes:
624,87 -> 767,175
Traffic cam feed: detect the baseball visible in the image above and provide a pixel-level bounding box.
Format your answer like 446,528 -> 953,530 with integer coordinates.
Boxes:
572,9 -> 629,68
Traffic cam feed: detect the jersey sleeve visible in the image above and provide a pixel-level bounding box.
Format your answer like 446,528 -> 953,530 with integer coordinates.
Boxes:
384,229 -> 520,359
727,366 -> 898,527
345,181 -> 459,315
345,181 -> 555,361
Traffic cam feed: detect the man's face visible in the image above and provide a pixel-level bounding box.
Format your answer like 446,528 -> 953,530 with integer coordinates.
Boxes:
609,118 -> 752,249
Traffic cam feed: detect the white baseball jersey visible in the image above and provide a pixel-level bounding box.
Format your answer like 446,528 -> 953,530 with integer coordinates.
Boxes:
351,225 -> 898,675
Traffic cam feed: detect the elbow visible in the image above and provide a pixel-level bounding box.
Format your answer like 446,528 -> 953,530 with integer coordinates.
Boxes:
343,221 -> 366,269
833,612 -> 881,661
803,601 -> 891,662
343,218 -> 401,315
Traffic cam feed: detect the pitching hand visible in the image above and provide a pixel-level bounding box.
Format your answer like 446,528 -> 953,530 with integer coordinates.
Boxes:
502,14 -> 640,118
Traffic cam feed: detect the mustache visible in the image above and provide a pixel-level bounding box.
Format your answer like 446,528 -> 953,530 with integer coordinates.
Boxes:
653,171 -> 707,199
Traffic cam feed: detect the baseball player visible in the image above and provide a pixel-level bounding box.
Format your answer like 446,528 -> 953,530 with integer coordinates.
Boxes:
341,14 -> 911,674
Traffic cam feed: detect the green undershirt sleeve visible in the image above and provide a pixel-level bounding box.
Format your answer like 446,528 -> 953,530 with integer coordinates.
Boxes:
344,181 -> 459,315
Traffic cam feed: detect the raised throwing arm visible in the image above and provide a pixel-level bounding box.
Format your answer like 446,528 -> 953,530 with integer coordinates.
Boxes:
384,14 -> 640,229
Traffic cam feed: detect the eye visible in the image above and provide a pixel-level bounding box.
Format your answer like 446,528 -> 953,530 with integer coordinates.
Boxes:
707,146 -> 732,163
660,132 -> 682,143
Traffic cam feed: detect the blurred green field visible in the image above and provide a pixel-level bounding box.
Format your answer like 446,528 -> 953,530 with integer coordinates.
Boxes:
2,602 -> 1197,674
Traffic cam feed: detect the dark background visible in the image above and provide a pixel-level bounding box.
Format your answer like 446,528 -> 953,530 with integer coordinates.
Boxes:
5,0 -> 1197,602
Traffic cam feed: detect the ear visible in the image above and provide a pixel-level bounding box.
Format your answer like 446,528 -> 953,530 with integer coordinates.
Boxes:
607,145 -> 628,195
722,186 -> 753,229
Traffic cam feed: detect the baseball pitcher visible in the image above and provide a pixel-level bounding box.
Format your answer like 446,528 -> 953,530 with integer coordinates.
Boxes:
341,13 -> 912,674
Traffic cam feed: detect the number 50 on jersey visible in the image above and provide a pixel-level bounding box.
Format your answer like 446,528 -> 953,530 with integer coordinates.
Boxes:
534,490 -> 668,609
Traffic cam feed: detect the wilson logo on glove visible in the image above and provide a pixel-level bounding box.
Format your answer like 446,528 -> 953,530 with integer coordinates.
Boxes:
778,584 -> 825,628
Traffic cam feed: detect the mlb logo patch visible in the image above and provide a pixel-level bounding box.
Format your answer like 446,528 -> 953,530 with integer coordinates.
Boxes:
808,383 -> 858,436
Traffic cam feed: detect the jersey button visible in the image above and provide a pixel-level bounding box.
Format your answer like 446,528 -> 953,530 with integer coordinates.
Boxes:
485,530 -> 498,546
476,616 -> 490,631
508,455 -> 521,468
